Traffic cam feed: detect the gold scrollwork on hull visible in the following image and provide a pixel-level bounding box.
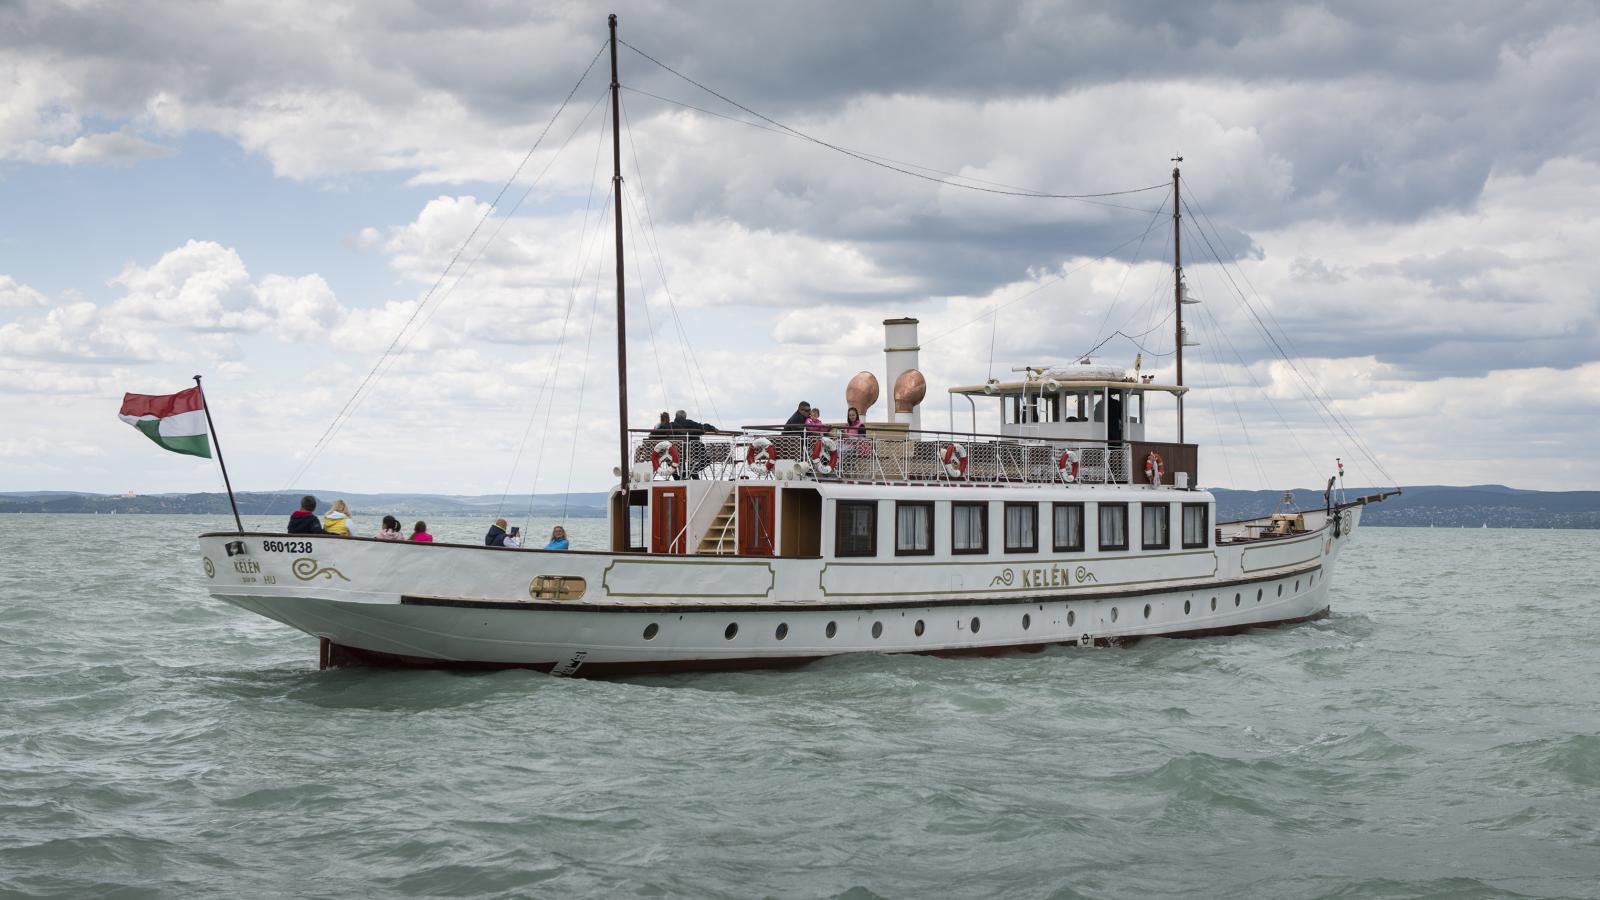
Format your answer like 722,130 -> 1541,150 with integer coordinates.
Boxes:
530,575 -> 586,602
989,569 -> 1015,587
292,558 -> 351,582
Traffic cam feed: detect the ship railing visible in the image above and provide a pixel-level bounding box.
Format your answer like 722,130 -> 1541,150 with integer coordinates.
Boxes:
628,428 -> 1133,486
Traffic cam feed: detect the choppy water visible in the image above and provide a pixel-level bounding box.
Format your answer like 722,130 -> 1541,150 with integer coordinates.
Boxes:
2,515 -> 1598,899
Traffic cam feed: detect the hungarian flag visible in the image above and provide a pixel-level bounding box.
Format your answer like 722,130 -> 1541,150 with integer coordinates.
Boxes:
119,387 -> 211,458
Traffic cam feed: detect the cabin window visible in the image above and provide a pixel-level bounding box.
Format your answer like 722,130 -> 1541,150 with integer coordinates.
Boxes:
952,502 -> 988,554
1004,503 -> 1037,553
895,501 -> 934,556
835,501 -> 877,558
1098,503 -> 1129,551
1061,391 -> 1088,422
1053,502 -> 1085,552
1141,503 -> 1170,550
1182,503 -> 1209,549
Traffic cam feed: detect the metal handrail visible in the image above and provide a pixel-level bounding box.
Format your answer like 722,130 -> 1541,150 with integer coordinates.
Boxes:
631,428 -> 1133,487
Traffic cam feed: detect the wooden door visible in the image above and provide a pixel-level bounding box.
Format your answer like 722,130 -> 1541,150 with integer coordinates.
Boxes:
651,486 -> 688,554
738,486 -> 777,556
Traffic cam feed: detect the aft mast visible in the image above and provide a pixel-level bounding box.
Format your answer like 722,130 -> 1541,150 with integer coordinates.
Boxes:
1172,159 -> 1185,444
610,14 -> 632,488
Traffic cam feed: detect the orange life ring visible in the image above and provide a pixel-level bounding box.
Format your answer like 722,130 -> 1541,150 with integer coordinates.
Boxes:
1057,449 -> 1080,483
1144,451 -> 1164,484
651,440 -> 680,475
810,436 -> 839,475
746,438 -> 775,472
942,442 -> 968,478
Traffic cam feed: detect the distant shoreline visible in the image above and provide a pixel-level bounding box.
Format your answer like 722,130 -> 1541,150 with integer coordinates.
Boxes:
2,485 -> 1597,528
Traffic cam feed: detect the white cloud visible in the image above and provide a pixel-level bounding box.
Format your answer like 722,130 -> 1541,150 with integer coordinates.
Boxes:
0,275 -> 50,308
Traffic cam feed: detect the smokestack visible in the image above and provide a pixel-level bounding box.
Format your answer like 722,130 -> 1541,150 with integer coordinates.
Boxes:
883,317 -> 921,431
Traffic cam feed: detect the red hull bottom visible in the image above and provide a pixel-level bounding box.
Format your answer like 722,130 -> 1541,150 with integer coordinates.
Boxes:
317,607 -> 1331,677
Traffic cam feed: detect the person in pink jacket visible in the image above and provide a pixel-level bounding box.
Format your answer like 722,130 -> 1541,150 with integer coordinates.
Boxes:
410,521 -> 434,542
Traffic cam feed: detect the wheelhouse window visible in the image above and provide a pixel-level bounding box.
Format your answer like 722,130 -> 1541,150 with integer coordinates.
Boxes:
1098,503 -> 1129,551
952,502 -> 988,554
1052,502 -> 1085,552
835,501 -> 877,558
1182,503 -> 1210,549
1004,502 -> 1037,553
895,501 -> 934,556
1141,503 -> 1170,550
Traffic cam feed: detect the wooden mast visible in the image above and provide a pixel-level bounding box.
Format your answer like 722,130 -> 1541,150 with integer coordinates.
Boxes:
610,14 -> 631,488
1172,160 -> 1184,444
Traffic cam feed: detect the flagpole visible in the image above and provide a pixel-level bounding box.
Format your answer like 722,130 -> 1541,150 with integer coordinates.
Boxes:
193,375 -> 244,532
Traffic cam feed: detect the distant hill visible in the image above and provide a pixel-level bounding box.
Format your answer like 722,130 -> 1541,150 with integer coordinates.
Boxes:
1212,485 -> 1600,529
0,490 -> 611,518
4,484 -> 1597,528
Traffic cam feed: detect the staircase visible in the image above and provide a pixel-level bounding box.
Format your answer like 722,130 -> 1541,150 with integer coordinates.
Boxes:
697,492 -> 738,555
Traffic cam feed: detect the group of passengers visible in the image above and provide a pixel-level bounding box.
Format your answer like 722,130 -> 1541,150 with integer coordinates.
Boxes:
286,495 -> 570,549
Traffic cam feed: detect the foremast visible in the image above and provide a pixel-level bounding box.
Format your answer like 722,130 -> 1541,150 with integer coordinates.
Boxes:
610,14 -> 631,489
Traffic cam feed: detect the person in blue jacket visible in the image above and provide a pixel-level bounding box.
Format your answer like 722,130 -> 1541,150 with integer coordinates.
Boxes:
544,525 -> 569,550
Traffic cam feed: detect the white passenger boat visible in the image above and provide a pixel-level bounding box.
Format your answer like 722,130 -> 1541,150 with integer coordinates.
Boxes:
196,16 -> 1394,675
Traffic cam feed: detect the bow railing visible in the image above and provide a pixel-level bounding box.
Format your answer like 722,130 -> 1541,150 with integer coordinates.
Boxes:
629,427 -> 1136,486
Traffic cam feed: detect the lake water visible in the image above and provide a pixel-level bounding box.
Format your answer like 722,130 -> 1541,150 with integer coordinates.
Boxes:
2,515 -> 1598,899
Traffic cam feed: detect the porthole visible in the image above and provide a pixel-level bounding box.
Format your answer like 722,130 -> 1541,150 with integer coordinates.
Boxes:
1295,579 -> 1300,591
1256,589 -> 1263,602
1210,596 -> 1217,611
1111,607 -> 1119,623
1067,610 -> 1076,627
1142,604 -> 1150,619
642,623 -> 659,640
970,617 -> 981,633
1022,613 -> 1031,630
1184,600 -> 1191,615
914,619 -> 925,637
1233,594 -> 1240,607
775,623 -> 789,640
1277,584 -> 1284,597
871,621 -> 883,639
826,621 -> 837,639
724,622 -> 738,640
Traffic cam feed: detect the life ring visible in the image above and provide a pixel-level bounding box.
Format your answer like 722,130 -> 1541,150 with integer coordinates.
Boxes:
941,442 -> 968,478
651,440 -> 679,476
1057,449 -> 1080,483
746,437 -> 775,473
1144,451 -> 1164,484
810,436 -> 839,475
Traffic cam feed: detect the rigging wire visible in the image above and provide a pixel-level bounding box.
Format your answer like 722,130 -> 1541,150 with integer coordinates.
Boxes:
921,223 -> 1169,349
283,43 -> 609,489
619,91 -> 723,423
1180,188 -> 1397,488
1086,196 -> 1170,347
619,85 -> 1166,215
560,231 -> 608,521
618,40 -> 1170,204
495,99 -> 617,518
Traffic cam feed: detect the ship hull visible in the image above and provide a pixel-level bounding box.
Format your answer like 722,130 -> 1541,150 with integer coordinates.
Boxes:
198,505 -> 1359,677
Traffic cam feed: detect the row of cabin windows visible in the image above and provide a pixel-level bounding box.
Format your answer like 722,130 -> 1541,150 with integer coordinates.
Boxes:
836,500 -> 1210,558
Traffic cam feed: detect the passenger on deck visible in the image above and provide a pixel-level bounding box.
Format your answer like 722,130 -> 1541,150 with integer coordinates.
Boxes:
377,515 -> 404,540
411,521 -> 434,542
805,407 -> 826,434
647,411 -> 672,439
671,410 -> 717,476
322,499 -> 356,536
485,518 -> 510,547
784,401 -> 812,434
288,495 -> 324,534
545,526 -> 569,550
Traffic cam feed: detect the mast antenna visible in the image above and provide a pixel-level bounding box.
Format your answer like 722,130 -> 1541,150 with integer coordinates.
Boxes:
609,14 -> 631,490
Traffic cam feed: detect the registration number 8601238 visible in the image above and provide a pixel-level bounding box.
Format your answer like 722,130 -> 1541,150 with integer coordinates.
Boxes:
262,540 -> 315,553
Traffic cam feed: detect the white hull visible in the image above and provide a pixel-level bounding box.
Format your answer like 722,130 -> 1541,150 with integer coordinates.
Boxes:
197,503 -> 1363,676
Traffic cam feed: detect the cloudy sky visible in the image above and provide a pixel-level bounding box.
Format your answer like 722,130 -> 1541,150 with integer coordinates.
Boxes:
4,0 -> 1598,496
